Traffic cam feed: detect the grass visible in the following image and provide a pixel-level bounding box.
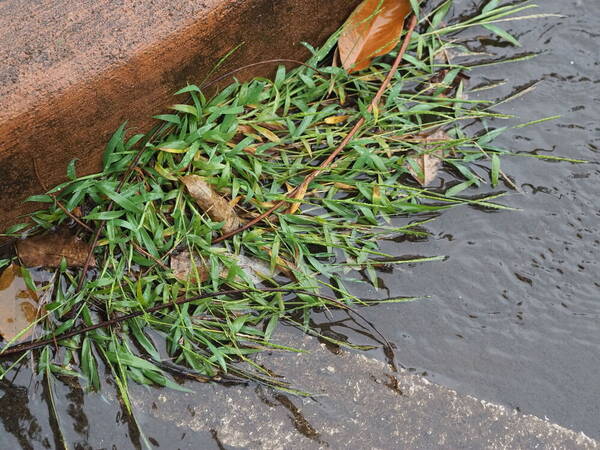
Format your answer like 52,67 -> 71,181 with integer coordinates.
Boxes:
0,0 -> 555,407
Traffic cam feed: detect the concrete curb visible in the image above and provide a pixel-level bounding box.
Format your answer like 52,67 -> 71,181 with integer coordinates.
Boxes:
131,333 -> 598,449
0,0 -> 360,235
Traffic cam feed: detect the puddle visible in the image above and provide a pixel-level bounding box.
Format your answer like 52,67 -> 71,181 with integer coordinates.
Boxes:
348,0 -> 600,438
0,264 -> 39,342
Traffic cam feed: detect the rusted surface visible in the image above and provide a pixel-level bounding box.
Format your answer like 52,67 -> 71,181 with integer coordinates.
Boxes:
0,0 -> 361,236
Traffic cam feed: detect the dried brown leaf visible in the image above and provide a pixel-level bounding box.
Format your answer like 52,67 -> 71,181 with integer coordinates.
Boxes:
334,182 -> 357,190
237,124 -> 254,134
0,264 -> 39,341
181,175 -> 242,234
406,129 -> 451,186
339,0 -> 411,73
170,250 -> 283,285
237,124 -> 261,141
234,254 -> 280,284
242,146 -> 258,155
258,122 -> 286,132
252,125 -> 280,143
373,185 -> 382,202
260,246 -> 297,280
332,46 -> 341,68
0,264 -> 16,291
286,183 -> 308,215
16,229 -> 96,268
170,251 -> 210,282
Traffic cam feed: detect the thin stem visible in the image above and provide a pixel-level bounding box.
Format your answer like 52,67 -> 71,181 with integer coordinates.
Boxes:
200,59 -> 325,90
0,288 -> 340,357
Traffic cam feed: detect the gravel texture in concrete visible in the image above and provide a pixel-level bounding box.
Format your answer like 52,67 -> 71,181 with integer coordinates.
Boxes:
0,0 -> 360,236
130,332 -> 598,449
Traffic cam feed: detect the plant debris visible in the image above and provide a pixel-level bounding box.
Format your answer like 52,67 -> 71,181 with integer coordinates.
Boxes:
16,229 -> 96,268
406,129 -> 451,186
339,0 -> 411,72
181,175 -> 242,234
170,250 -> 211,282
170,250 -> 279,285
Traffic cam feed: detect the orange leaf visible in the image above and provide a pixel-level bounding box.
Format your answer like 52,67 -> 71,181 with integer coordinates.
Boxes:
339,0 -> 411,73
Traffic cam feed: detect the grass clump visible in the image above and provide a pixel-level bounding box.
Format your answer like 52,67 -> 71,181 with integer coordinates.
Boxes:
0,1 -> 555,403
